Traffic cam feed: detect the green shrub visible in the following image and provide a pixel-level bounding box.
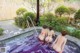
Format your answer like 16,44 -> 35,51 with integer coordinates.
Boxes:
39,14 -> 68,27
57,17 -> 68,25
23,12 -> 35,20
39,20 -> 51,27
15,17 -> 27,28
22,19 -> 27,29
70,30 -> 80,39
74,9 -> 80,20
15,7 -> 28,28
15,12 -> 36,28
55,5 -> 69,17
0,28 -> 4,35
23,12 -> 36,24
43,13 -> 55,22
16,7 -> 27,15
54,25 -> 67,32
39,13 -> 57,26
14,17 -> 19,25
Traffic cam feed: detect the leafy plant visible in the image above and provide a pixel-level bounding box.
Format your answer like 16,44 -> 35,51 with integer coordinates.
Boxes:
15,16 -> 27,28
0,28 -> 4,35
41,13 -> 55,23
23,12 -> 36,25
55,5 -> 69,17
23,12 -> 36,21
74,9 -> 80,19
70,30 -> 80,39
16,7 -> 27,15
57,17 -> 68,25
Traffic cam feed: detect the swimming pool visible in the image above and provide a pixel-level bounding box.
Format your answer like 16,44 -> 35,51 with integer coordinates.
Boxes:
0,27 -> 80,53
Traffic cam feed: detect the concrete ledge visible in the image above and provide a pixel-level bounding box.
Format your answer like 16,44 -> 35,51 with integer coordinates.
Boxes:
0,27 -> 41,41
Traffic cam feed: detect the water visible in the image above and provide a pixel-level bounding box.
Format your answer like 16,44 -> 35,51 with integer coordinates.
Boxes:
1,31 -> 79,53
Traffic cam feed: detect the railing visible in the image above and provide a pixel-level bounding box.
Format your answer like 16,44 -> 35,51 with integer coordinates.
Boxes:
27,16 -> 38,34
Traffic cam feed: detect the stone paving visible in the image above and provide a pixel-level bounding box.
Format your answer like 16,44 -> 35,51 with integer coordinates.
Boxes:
0,20 -> 20,31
